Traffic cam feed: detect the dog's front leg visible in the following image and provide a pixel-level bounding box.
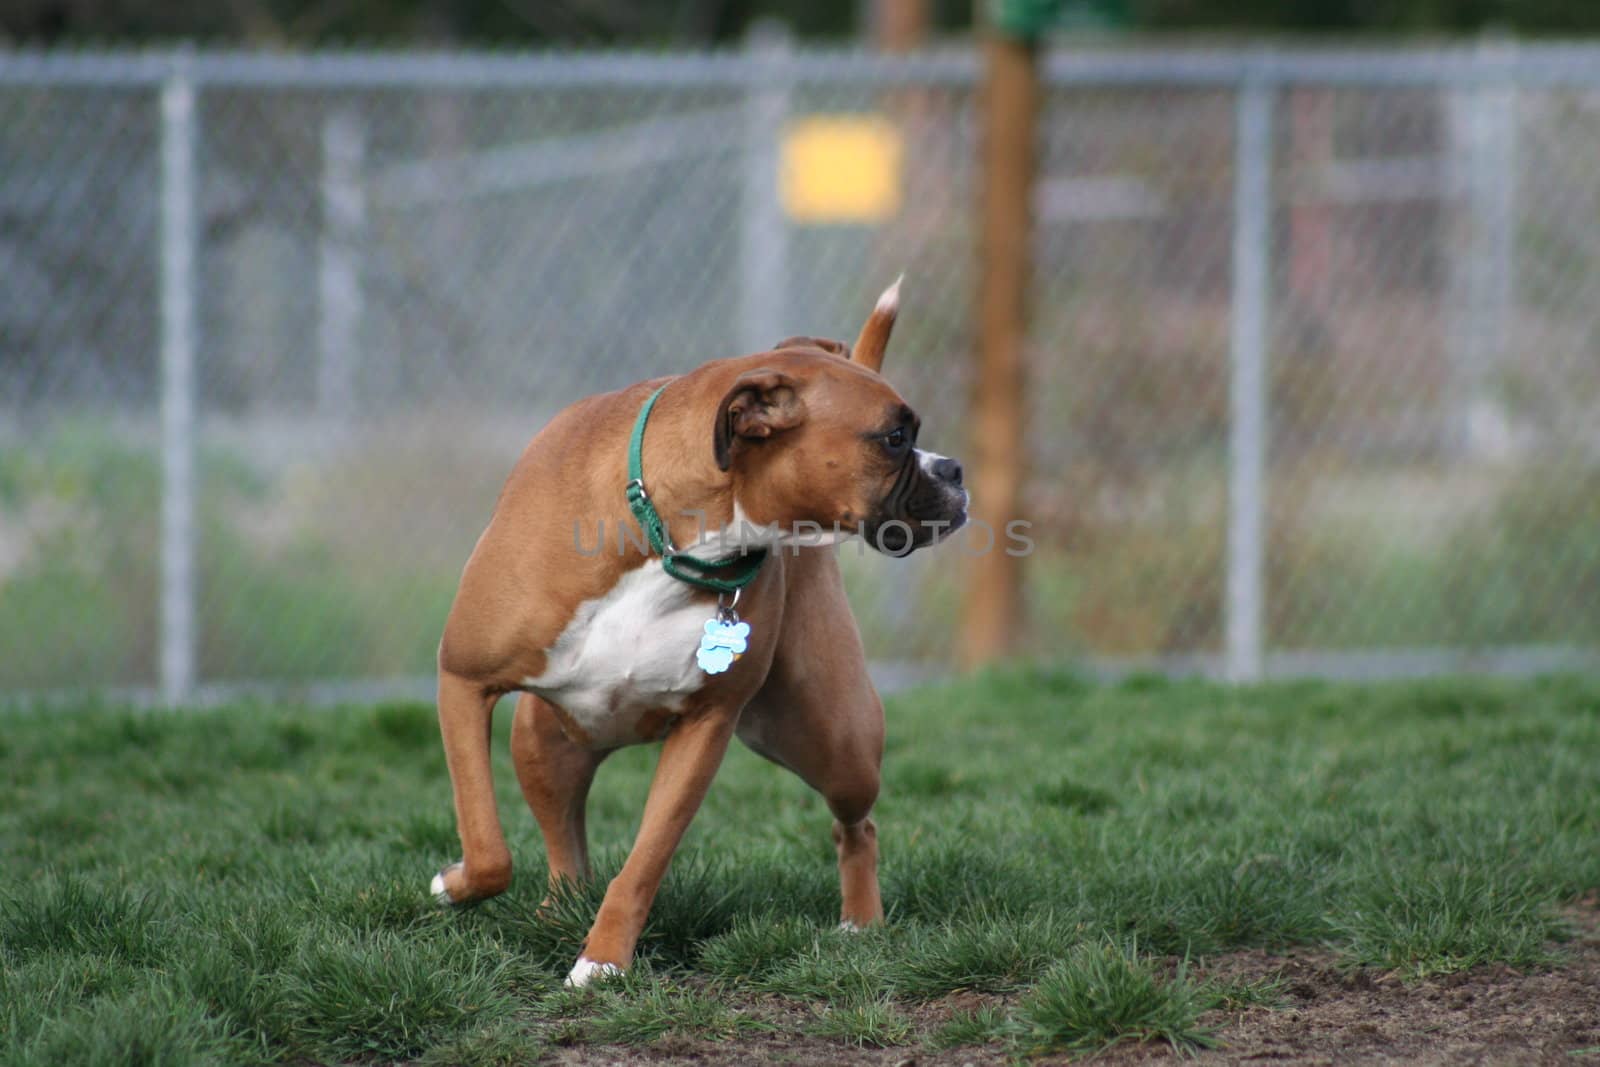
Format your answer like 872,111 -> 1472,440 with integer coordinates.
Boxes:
566,706 -> 738,987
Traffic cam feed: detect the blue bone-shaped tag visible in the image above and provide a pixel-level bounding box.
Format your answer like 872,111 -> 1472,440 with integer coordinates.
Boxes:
696,618 -> 751,675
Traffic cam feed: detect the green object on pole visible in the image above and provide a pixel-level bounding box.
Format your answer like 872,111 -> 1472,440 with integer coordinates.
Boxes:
990,0 -> 1129,39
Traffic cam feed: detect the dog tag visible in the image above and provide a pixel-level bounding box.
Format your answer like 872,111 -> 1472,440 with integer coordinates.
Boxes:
697,617 -> 751,675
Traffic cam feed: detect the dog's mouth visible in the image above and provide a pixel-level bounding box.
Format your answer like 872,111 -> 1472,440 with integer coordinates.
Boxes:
857,452 -> 969,557
861,494 -> 968,557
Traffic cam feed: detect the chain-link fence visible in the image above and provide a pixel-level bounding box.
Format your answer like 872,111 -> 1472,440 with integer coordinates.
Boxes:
4,42 -> 1599,704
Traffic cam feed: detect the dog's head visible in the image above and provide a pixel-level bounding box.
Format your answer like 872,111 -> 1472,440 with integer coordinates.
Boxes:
714,280 -> 968,555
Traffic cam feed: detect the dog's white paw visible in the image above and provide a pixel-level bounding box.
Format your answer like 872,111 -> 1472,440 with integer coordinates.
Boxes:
838,919 -> 863,933
565,957 -> 623,989
430,868 -> 456,908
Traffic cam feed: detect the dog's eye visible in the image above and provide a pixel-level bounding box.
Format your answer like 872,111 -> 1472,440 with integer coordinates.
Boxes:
883,428 -> 908,453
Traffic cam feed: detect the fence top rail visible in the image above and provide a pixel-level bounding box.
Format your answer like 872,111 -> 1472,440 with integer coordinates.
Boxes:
4,41 -> 1600,90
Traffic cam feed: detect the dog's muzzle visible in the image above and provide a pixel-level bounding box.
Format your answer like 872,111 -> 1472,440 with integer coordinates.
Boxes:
862,450 -> 968,557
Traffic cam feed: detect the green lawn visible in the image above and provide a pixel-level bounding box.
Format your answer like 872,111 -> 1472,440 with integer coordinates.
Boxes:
3,671 -> 1599,1064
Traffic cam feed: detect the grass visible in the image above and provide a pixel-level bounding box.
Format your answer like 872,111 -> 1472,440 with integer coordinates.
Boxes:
1202,974 -> 1286,1012
929,1004 -> 1010,1048
1015,940 -> 1216,1055
540,966 -> 762,1045
805,997 -> 915,1047
2,670 -> 1599,1062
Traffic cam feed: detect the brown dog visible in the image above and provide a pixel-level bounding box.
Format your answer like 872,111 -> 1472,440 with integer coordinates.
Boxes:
431,280 -> 968,986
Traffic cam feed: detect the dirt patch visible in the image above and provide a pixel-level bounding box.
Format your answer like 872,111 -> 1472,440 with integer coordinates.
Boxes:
541,909 -> 1600,1066
541,992 -> 1011,1067
1099,907 -> 1600,1066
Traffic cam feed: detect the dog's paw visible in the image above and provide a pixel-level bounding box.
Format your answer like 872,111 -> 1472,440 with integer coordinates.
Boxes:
565,957 -> 624,989
430,865 -> 460,908
838,919 -> 864,933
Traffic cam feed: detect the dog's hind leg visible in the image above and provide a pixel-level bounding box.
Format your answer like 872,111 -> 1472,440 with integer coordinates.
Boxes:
740,685 -> 885,929
433,670 -> 513,905
510,693 -> 609,901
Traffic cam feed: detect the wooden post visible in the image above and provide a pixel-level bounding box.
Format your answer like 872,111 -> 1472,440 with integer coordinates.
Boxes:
873,0 -> 929,48
962,31 -> 1037,668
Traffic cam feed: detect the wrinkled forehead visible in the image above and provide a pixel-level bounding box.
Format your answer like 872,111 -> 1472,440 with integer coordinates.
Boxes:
806,359 -> 912,427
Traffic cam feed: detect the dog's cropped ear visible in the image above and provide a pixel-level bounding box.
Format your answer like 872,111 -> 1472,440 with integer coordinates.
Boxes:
850,275 -> 901,373
772,336 -> 851,359
714,370 -> 806,471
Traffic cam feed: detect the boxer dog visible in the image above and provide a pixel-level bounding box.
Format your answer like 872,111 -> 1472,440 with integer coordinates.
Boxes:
430,280 -> 967,987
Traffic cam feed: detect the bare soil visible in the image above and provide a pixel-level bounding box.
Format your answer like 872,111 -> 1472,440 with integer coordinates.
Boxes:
1114,933 -> 1600,1066
543,907 -> 1600,1066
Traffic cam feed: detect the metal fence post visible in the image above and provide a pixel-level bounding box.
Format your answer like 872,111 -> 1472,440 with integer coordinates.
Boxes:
1446,33 -> 1518,460
160,54 -> 198,705
319,109 -> 366,419
1227,74 -> 1273,684
740,20 -> 791,354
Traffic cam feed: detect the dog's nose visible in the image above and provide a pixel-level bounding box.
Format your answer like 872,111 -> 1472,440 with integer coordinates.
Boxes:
933,457 -> 963,487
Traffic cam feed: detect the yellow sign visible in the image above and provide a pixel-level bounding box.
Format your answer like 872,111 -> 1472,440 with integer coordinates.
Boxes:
780,115 -> 903,224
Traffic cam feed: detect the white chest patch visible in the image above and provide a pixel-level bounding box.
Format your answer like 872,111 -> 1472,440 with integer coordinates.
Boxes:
521,562 -> 711,747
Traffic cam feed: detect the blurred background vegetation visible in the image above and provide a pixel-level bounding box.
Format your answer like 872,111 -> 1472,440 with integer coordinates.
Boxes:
6,0 -> 1600,46
6,0 -> 1600,694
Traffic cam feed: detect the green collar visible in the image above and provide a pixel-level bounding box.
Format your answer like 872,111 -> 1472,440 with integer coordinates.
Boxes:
625,384 -> 768,596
